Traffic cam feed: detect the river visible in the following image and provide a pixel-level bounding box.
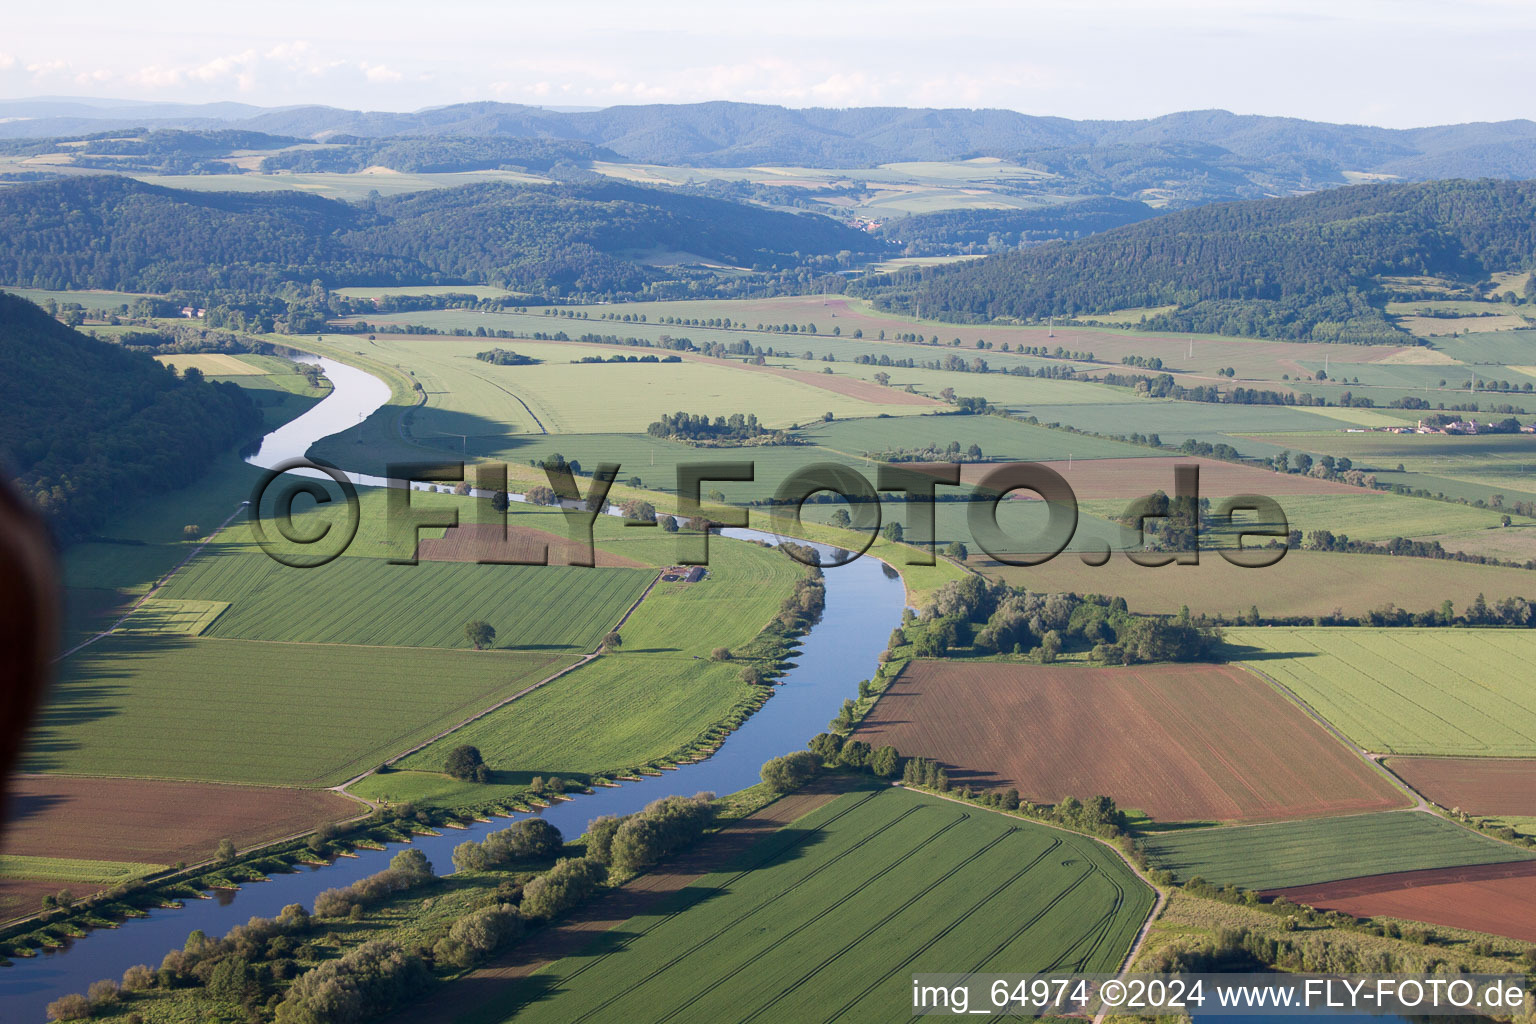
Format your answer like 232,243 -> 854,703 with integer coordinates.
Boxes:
0,354 -> 907,1021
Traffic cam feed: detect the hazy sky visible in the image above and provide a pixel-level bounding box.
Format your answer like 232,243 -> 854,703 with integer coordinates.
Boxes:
3,1 -> 1533,127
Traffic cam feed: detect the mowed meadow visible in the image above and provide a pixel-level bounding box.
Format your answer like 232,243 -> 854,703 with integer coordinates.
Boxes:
977,551 -> 1536,619
1226,628 -> 1536,756
1142,811 -> 1536,891
155,550 -> 654,653
385,538 -> 808,787
496,787 -> 1153,1024
27,636 -> 574,786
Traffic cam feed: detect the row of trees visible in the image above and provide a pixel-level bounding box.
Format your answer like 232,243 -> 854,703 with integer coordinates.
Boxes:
646,410 -> 772,442
903,577 -> 1219,665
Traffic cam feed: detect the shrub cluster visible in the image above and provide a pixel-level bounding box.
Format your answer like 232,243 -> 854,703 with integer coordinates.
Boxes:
312,849 -> 433,918
451,818 -> 564,872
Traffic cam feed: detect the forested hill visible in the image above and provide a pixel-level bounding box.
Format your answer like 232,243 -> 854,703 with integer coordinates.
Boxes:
0,293 -> 262,540
0,176 -> 881,295
857,179 -> 1536,343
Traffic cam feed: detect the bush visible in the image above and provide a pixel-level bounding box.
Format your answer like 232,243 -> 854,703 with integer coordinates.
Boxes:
452,817 -> 564,872
807,732 -> 843,762
583,815 -> 625,865
760,751 -> 819,792
710,646 -> 732,661
313,855 -> 432,918
444,744 -> 490,783
86,979 -> 120,1006
45,994 -> 91,1021
837,740 -> 872,769
520,858 -> 606,920
390,848 -> 433,880
121,964 -> 155,991
274,939 -> 430,1024
869,745 -> 902,778
608,794 -> 716,874
433,903 -> 523,969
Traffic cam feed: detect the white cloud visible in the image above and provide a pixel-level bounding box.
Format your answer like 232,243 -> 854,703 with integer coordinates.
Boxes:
0,3 -> 1533,126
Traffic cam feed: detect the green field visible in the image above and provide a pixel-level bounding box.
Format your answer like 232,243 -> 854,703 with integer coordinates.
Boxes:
130,167 -> 552,199
1188,492 -> 1513,545
978,551 -> 1536,620
1226,628 -> 1536,757
488,786 -> 1153,1024
0,285 -> 154,309
156,551 -> 653,653
357,336 -> 930,435
1142,811 -> 1535,891
800,414 -> 1153,462
1243,431 -> 1536,501
27,636 -> 573,786
335,284 -> 522,300
615,539 -> 802,657
391,654 -> 749,780
388,534 -> 805,781
0,855 -> 167,885
114,598 -> 228,636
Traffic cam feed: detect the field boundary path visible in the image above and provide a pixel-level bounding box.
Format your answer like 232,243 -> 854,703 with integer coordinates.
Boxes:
54,500 -> 248,663
334,570 -> 663,794
380,779 -> 848,1024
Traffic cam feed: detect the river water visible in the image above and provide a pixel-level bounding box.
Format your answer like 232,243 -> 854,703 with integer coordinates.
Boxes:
0,355 -> 907,1021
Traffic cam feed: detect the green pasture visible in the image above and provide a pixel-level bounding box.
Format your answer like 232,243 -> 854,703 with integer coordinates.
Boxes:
616,539 -> 803,658
800,414 -> 1152,461
1226,627 -> 1536,757
155,550 -> 653,653
1429,330 -> 1536,365
1246,431 -> 1536,503
26,636 -> 573,786
335,285 -> 521,300
1176,492 -> 1513,546
979,550 -> 1536,620
130,168 -> 551,199
0,855 -> 167,885
0,285 -> 155,309
490,786 -> 1153,1024
392,654 -> 749,781
355,335 -> 929,435
113,598 -> 228,636
1142,811 -> 1534,891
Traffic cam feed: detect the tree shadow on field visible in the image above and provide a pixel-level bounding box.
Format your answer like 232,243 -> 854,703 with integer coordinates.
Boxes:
21,633 -> 195,772
1213,640 -> 1320,662
2,790 -> 67,830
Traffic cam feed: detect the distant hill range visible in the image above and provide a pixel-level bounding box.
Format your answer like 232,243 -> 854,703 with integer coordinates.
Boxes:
0,175 -> 880,295
6,99 -> 1536,190
855,178 -> 1536,343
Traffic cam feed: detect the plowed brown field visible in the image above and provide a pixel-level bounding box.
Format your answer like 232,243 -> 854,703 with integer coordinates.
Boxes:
1386,757 -> 1536,816
417,522 -> 648,568
854,660 -> 1407,823
2,776 -> 356,866
1268,861 -> 1536,942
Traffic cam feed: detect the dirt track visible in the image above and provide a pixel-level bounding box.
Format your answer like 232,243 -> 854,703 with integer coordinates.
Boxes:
384,780 -> 846,1024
